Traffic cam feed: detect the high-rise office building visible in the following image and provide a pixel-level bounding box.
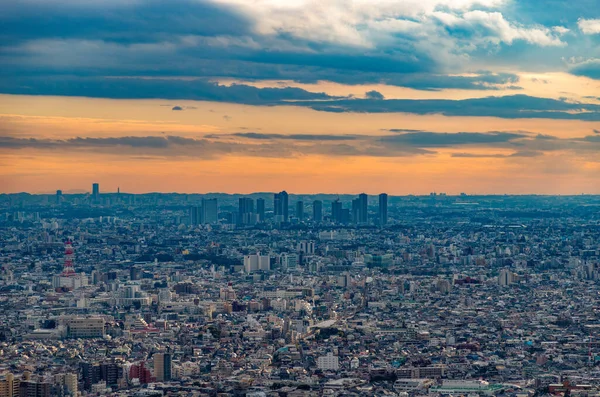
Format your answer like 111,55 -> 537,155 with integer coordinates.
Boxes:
313,200 -> 323,222
498,269 -> 516,286
358,193 -> 368,223
273,194 -> 281,220
351,198 -> 360,223
92,183 -> 99,198
379,193 -> 388,225
340,208 -> 351,224
244,254 -> 271,273
332,199 -> 342,223
189,206 -> 201,226
296,201 -> 304,221
201,198 -> 218,224
154,353 -> 172,382
239,197 -> 255,225
256,198 -> 265,222
274,191 -> 289,222
56,190 -> 62,205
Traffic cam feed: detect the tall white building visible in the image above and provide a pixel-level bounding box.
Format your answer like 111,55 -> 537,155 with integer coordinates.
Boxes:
498,268 -> 517,286
280,253 -> 299,270
244,254 -> 270,273
297,241 -> 315,255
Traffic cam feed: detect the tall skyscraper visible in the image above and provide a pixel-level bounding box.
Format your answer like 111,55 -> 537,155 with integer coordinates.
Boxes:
256,198 -> 265,222
340,208 -> 351,224
296,201 -> 304,221
153,353 -> 172,382
332,199 -> 342,223
92,183 -> 99,199
313,200 -> 323,222
379,193 -> 388,225
273,194 -> 281,220
189,206 -> 201,226
238,197 -> 255,225
201,198 -> 218,224
358,193 -> 368,223
351,198 -> 360,223
56,190 -> 62,205
274,191 -> 289,222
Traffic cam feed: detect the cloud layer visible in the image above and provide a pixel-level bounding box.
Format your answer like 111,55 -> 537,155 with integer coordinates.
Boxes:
2,129 -> 599,160
0,0 -> 597,97
1,76 -> 598,120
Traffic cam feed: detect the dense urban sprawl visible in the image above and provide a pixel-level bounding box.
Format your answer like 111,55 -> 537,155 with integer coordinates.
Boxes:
1,189 -> 600,396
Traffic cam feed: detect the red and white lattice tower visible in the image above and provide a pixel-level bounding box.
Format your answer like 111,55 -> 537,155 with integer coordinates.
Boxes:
61,240 -> 76,276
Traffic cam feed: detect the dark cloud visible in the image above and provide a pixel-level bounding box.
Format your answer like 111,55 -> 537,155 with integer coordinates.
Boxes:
365,90 -> 384,100
0,0 -> 251,45
0,135 -> 270,158
172,106 -> 183,111
226,68 -> 521,91
570,59 -> 600,80
0,134 -> 430,158
241,51 -> 434,76
384,129 -> 426,133
2,130 -> 600,159
380,131 -> 528,147
301,95 -> 600,121
0,76 -> 339,104
451,151 -> 543,158
0,74 -> 597,120
230,133 -> 360,141
361,72 -> 521,91
535,134 -> 558,140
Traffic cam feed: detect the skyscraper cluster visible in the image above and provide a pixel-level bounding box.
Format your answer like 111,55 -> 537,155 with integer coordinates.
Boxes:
313,200 -> 323,222
187,191 -> 388,227
331,193 -> 388,225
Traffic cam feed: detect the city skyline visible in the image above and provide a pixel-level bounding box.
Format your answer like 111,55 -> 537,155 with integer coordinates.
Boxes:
7,186 -> 600,196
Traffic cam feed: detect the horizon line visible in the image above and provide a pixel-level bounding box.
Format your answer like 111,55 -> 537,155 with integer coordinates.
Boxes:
3,191 -> 600,198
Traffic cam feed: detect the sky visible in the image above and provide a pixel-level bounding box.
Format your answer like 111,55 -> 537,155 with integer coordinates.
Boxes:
0,0 -> 599,195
